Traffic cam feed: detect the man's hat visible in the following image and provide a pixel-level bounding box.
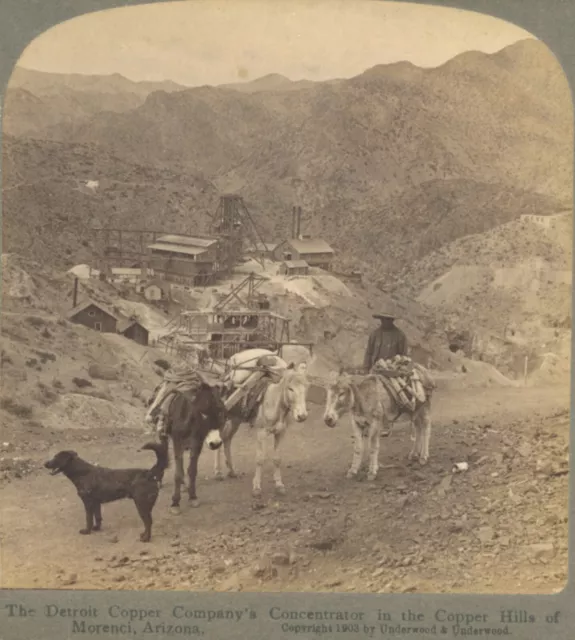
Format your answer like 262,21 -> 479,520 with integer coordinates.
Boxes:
373,313 -> 396,320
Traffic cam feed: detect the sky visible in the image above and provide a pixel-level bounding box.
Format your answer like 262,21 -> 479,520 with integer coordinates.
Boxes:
16,0 -> 535,87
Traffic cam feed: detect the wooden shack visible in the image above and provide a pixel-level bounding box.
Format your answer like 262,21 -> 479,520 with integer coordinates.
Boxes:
110,267 -> 142,284
280,260 -> 309,276
274,237 -> 334,270
136,278 -> 167,301
148,234 -> 219,286
117,317 -> 149,346
66,300 -> 118,333
246,241 -> 279,261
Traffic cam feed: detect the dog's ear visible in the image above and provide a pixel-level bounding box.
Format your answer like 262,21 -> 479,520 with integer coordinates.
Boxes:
56,451 -> 77,467
287,362 -> 295,370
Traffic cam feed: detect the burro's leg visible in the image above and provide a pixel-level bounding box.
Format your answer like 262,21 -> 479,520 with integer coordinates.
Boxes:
347,416 -> 365,479
367,418 -> 382,481
272,428 -> 287,495
187,438 -> 203,507
223,418 -> 241,479
252,427 -> 267,498
409,404 -> 431,465
418,402 -> 432,465
170,439 -> 184,515
213,445 -> 223,480
214,418 -> 238,480
408,413 -> 421,462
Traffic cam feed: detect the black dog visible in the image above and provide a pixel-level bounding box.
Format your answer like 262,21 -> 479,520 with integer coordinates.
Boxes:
44,441 -> 168,542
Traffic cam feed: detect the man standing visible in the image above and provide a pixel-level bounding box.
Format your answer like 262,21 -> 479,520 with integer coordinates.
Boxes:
363,313 -> 408,373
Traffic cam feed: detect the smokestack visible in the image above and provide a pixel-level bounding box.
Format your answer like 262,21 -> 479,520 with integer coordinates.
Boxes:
292,206 -> 297,239
296,206 -> 302,238
72,277 -> 79,307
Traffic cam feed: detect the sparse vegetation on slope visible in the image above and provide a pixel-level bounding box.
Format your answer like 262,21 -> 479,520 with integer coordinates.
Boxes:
2,137 -> 219,269
3,39 -> 570,278
3,67 -> 187,136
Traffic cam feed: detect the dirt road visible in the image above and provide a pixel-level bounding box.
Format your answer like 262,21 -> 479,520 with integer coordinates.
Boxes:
0,384 -> 569,594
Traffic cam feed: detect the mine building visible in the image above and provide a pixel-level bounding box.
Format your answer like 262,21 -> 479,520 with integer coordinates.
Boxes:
117,317 -> 149,346
279,259 -> 310,276
110,267 -> 142,284
148,234 -> 220,286
136,278 -> 169,301
66,300 -> 118,333
274,237 -> 334,270
245,241 -> 279,261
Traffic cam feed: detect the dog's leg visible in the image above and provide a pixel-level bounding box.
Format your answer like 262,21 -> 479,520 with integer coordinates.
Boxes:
79,498 -> 95,535
347,416 -> 364,479
272,428 -> 287,495
187,439 -> 203,508
170,440 -> 184,515
135,489 -> 157,543
93,503 -> 103,531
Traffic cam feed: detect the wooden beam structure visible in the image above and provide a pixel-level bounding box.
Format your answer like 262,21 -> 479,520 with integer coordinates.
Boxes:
208,195 -> 269,275
92,193 -> 269,286
158,307 -> 310,363
213,272 -> 267,311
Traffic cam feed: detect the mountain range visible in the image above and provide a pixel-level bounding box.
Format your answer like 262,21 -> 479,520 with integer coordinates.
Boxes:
2,37 -> 572,278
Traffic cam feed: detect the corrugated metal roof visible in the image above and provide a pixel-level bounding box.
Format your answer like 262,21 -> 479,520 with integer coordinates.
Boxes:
111,268 -> 142,275
287,238 -> 334,254
282,260 -> 309,269
149,243 -> 208,257
156,234 -> 218,248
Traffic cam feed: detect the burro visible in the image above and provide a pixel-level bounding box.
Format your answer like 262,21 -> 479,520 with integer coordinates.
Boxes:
435,610 -> 488,626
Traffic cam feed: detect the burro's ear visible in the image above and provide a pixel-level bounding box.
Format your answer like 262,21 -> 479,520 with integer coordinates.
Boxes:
212,381 -> 226,396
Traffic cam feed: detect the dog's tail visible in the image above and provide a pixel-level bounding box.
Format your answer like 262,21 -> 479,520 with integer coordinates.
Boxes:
141,440 -> 169,482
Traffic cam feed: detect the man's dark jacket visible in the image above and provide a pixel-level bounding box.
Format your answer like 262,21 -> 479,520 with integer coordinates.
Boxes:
363,324 -> 408,371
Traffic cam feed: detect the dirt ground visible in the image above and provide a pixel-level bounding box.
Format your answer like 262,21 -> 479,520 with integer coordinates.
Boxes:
0,382 -> 569,595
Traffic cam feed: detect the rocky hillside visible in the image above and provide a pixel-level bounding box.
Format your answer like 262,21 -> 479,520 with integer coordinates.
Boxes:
388,215 -> 573,380
3,67 -> 187,136
32,39 -> 572,198
0,254 -> 172,447
3,39 -> 571,276
2,136 -> 219,268
394,214 -> 573,293
219,73 -> 320,93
